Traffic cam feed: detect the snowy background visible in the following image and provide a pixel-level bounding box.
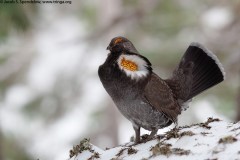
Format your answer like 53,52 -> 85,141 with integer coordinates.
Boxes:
0,1 -> 239,160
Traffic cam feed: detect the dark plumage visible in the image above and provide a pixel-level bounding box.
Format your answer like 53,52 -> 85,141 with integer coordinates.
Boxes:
98,36 -> 225,143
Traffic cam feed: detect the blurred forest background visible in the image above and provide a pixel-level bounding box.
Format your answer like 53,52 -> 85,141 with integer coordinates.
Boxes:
0,0 -> 239,160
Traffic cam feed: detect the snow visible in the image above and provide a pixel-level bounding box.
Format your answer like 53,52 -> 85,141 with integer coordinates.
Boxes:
193,100 -> 229,122
70,118 -> 240,160
201,7 -> 233,30
0,5 -> 107,160
28,15 -> 85,93
5,84 -> 35,109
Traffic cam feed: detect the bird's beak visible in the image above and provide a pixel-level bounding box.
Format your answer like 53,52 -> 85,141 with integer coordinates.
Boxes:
106,45 -> 111,50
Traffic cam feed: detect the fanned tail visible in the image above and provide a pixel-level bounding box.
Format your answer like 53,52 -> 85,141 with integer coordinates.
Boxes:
182,42 -> 225,99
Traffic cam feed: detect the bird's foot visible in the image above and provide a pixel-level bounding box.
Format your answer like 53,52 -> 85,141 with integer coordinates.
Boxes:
139,134 -> 155,143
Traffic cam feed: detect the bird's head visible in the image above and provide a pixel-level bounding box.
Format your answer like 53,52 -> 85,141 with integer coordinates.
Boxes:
107,36 -> 138,54
105,36 -> 152,80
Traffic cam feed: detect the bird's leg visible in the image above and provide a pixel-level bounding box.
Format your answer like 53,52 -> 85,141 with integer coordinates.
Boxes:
149,129 -> 158,139
173,120 -> 179,129
133,125 -> 140,143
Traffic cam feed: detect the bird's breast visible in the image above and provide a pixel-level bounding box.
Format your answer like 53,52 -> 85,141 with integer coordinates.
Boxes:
98,64 -> 172,130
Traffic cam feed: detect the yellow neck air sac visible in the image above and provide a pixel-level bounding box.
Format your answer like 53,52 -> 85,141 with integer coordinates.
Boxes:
121,57 -> 138,71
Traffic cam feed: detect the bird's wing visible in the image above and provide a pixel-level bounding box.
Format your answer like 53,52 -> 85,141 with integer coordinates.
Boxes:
144,73 -> 181,122
165,60 -> 194,102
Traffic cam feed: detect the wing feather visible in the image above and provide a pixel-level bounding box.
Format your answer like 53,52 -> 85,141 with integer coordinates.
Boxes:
144,73 -> 181,122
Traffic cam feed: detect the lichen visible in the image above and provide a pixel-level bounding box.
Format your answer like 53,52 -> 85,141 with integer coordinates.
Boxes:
164,128 -> 195,140
165,128 -> 180,140
115,148 -> 126,157
110,158 -> 122,160
199,117 -> 220,129
218,135 -> 237,144
201,132 -> 211,136
230,126 -> 240,132
180,131 -> 195,137
150,142 -> 190,157
88,152 -> 100,160
172,148 -> 191,156
69,138 -> 93,158
127,147 -> 138,155
151,143 -> 172,156
141,134 -> 150,141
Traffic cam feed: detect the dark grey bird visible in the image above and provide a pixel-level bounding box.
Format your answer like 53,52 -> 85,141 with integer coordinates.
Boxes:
98,36 -> 225,143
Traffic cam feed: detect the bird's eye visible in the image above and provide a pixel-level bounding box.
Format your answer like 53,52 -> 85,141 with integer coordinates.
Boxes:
114,38 -> 123,45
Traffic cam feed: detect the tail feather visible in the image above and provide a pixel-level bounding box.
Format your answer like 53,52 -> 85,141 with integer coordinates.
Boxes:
183,42 -> 225,99
166,42 -> 225,106
192,64 -> 222,97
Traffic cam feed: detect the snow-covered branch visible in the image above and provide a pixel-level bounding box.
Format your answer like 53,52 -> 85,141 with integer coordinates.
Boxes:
69,118 -> 240,160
